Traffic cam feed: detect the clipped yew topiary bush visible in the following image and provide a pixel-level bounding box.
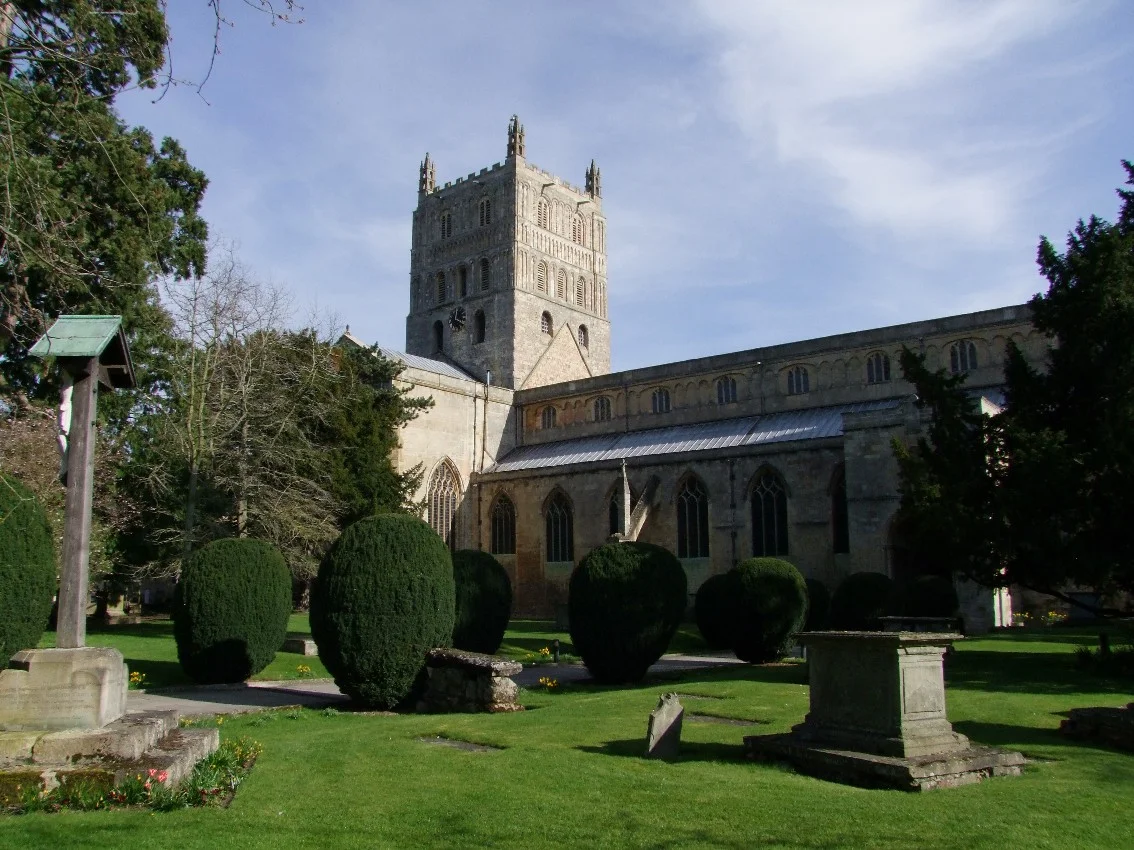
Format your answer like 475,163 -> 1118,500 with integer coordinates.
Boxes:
893,574 -> 959,618
804,577 -> 831,631
695,572 -> 739,650
829,571 -> 894,630
173,537 -> 292,684
0,473 -> 56,659
452,549 -> 512,655
569,541 -> 687,684
311,514 -> 455,709
731,557 -> 809,663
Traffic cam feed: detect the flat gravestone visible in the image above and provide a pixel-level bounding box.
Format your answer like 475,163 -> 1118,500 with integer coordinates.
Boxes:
645,693 -> 683,759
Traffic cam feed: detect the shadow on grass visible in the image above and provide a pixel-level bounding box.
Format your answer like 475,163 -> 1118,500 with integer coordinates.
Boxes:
127,658 -> 190,689
578,737 -> 749,764
84,619 -> 175,638
947,650 -> 1133,696
951,719 -> 1068,756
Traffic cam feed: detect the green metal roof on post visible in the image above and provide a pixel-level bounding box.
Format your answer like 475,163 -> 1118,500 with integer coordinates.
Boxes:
28,314 -> 136,389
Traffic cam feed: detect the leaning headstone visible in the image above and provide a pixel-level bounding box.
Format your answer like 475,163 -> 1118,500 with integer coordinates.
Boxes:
645,693 -> 683,759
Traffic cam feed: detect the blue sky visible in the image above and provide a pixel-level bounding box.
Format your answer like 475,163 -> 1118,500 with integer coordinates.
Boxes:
116,1 -> 1134,372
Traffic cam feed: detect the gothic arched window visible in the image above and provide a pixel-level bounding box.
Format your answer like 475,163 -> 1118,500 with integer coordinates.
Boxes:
578,324 -> 589,348
536,261 -> 548,293
541,311 -> 552,335
676,477 -> 710,559
545,493 -> 573,563
537,198 -> 550,230
541,405 -> 557,429
432,320 -> 443,353
752,470 -> 788,556
950,340 -> 978,374
473,309 -> 485,344
440,211 -> 452,239
866,351 -> 891,384
436,272 -> 447,304
458,265 -> 468,298
594,395 -> 611,421
716,376 -> 737,405
651,387 -> 671,414
832,466 -> 850,554
787,366 -> 810,395
575,277 -> 586,307
479,198 -> 492,227
490,494 -> 516,555
479,258 -> 491,291
427,460 -> 460,547
571,215 -> 584,245
556,269 -> 567,300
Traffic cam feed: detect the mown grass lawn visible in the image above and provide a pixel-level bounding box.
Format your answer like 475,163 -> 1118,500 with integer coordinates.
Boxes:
10,626 -> 1134,848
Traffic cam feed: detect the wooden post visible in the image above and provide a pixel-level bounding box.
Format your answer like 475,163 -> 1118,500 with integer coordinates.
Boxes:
56,356 -> 99,649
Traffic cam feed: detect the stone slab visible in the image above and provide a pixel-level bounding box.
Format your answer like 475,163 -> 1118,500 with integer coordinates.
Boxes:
425,647 -> 522,677
282,637 -> 318,656
645,693 -> 683,759
744,732 -> 1026,791
31,710 -> 179,763
1060,703 -> 1134,753
0,647 -> 128,731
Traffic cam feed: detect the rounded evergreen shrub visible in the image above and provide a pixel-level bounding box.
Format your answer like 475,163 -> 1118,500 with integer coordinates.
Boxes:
568,541 -> 687,684
173,537 -> 292,684
451,549 -> 512,654
893,574 -> 959,618
311,514 -> 455,709
829,571 -> 894,630
804,578 -> 831,631
731,557 -> 808,663
694,572 -> 739,650
0,473 -> 56,659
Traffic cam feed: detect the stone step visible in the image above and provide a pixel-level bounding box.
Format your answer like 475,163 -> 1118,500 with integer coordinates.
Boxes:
29,709 -> 180,764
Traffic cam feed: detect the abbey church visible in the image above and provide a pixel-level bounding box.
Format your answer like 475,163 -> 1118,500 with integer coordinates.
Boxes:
345,117 -> 1046,628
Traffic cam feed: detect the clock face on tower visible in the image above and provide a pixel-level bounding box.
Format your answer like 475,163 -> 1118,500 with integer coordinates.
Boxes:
448,306 -> 466,331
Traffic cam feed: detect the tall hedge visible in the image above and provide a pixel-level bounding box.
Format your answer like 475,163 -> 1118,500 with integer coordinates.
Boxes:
311,514 -> 455,709
173,537 -> 292,684
0,473 -> 56,659
731,557 -> 808,663
893,574 -> 959,618
829,571 -> 894,630
804,578 -> 831,631
568,541 -> 687,684
695,572 -> 738,650
452,549 -> 512,655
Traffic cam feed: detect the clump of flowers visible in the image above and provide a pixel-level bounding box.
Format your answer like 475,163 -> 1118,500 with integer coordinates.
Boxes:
538,676 -> 560,691
296,664 -> 313,677
538,646 -> 551,657
128,671 -> 147,689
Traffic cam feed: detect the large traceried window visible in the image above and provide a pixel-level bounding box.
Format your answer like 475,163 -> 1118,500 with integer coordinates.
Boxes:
479,258 -> 491,291
490,494 -> 516,555
545,493 -> 574,563
536,261 -> 548,293
594,395 -> 611,421
866,351 -> 891,384
676,477 -> 710,559
787,366 -> 810,395
716,376 -> 737,405
950,340 -> 978,374
651,387 -> 671,414
541,405 -> 557,429
537,198 -> 550,230
752,470 -> 788,556
427,460 -> 460,547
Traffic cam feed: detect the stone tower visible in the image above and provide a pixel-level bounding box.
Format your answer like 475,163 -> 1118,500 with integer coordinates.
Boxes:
405,116 -> 611,389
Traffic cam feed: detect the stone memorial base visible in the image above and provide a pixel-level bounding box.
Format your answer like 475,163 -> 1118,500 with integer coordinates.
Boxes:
282,637 -> 318,656
0,709 -> 219,804
745,734 -> 1025,791
744,631 -> 1025,791
417,648 -> 525,713
0,647 -> 128,731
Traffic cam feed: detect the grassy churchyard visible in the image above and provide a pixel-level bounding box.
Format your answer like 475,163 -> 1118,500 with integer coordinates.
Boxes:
3,622 -> 1131,849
